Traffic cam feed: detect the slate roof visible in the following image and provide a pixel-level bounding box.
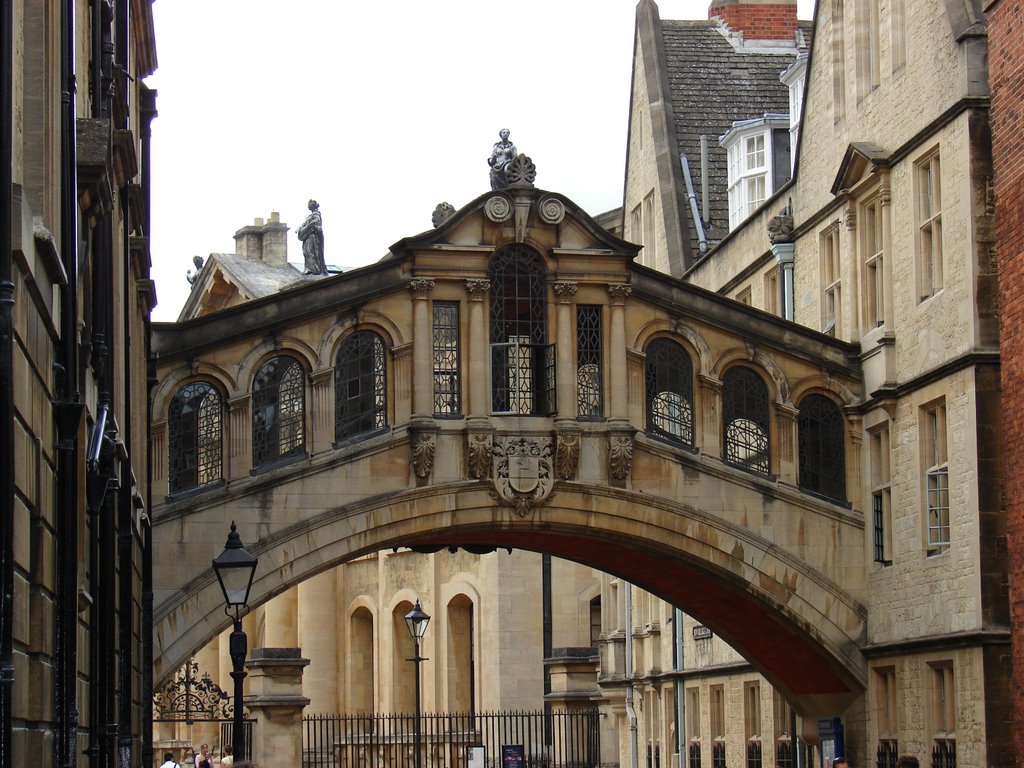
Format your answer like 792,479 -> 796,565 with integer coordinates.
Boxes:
660,20 -> 810,256
210,252 -> 304,298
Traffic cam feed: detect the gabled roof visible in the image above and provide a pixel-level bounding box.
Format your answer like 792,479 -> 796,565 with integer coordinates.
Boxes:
661,18 -> 806,255
178,252 -> 304,320
830,142 -> 891,195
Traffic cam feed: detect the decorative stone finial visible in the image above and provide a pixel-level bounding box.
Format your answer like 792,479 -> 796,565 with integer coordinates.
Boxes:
432,202 -> 456,228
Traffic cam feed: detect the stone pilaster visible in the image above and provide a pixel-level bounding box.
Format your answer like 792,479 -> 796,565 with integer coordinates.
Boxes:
227,394 -> 251,480
465,280 -> 491,417
553,281 -> 578,420
774,401 -> 799,485
409,278 -> 436,418
606,284 -> 631,422
310,368 -> 334,453
697,374 -> 723,459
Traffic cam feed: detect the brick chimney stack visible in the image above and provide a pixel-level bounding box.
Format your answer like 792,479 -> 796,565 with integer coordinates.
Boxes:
708,0 -> 798,41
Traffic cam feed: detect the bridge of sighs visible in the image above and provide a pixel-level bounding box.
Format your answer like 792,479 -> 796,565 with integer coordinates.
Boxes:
151,174 -> 865,716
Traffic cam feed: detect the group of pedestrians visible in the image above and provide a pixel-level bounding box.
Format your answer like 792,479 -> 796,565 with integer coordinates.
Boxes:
158,743 -> 247,768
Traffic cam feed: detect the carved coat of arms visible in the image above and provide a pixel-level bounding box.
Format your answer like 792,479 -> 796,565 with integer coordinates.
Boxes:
490,437 -> 555,517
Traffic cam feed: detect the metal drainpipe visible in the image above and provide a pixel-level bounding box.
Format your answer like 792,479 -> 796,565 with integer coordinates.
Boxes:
625,585 -> 638,768
114,3 -> 135,763
679,155 -> 708,255
0,0 -> 16,761
673,608 -> 685,768
54,5 -> 82,765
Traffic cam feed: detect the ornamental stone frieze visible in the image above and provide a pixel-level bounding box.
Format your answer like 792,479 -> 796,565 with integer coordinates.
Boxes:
608,426 -> 636,484
490,435 -> 555,517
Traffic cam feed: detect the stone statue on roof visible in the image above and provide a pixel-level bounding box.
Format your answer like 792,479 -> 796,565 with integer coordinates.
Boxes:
297,199 -> 327,275
488,128 -> 517,190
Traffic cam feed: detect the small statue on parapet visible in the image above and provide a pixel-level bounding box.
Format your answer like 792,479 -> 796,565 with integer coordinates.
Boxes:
488,128 -> 517,190
297,199 -> 327,275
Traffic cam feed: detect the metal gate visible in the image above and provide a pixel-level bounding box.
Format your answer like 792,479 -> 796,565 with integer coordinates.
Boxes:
304,710 -> 600,768
153,658 -> 254,760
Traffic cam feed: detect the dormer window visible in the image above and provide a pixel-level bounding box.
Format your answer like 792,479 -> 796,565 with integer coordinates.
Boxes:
720,114 -> 791,229
780,53 -> 808,172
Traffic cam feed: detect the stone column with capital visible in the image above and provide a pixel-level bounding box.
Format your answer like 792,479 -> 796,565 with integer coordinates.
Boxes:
244,648 -> 310,767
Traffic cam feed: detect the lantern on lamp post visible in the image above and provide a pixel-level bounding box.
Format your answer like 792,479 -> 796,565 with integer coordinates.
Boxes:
405,600 -> 431,768
212,522 -> 258,762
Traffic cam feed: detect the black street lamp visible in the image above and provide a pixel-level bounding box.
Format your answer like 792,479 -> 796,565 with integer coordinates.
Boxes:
212,522 -> 258,763
405,600 -> 431,768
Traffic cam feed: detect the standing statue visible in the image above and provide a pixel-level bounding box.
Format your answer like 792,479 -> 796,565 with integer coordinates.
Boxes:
297,199 -> 326,275
488,128 -> 517,190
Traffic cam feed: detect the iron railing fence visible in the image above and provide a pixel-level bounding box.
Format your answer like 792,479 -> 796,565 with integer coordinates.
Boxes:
304,710 -> 600,768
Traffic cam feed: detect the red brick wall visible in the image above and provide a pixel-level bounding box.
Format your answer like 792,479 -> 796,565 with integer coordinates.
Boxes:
991,0 -> 1024,760
708,1 -> 798,40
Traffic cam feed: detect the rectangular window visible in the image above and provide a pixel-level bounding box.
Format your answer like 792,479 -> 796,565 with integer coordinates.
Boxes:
710,685 -> 725,741
631,203 -> 643,257
917,151 -> 943,299
831,0 -> 847,121
764,267 -> 779,316
643,192 -> 656,267
891,0 -> 906,72
930,662 -> 956,762
727,134 -> 770,228
820,224 -> 842,336
870,424 -> 892,565
857,0 -> 881,98
433,302 -> 461,416
861,196 -> 885,330
687,688 -> 702,768
744,682 -> 761,740
577,305 -> 603,419
875,666 -> 899,765
737,287 -> 752,306
922,402 -> 949,552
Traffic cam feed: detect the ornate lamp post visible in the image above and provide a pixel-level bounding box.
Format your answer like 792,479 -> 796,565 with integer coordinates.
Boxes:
405,600 -> 431,768
212,522 -> 258,762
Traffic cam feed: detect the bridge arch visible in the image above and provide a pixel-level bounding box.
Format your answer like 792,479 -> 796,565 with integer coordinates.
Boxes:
154,481 -> 866,715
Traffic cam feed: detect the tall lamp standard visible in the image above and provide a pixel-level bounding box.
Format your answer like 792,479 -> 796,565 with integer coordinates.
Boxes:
212,522 -> 258,762
405,600 -> 431,768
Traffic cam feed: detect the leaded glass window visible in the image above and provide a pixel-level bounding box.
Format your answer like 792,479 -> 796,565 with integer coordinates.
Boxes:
489,245 -> 552,415
722,367 -> 770,475
168,381 -> 222,493
252,356 -> 306,468
797,394 -> 846,502
433,302 -> 460,416
335,331 -> 387,442
644,338 -> 694,446
577,305 -> 603,419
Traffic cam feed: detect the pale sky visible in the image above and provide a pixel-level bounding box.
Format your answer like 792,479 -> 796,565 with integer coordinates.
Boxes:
144,0 -> 815,321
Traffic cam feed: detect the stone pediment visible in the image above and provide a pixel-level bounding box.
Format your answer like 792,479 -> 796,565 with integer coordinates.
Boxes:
389,187 -> 640,261
830,142 -> 891,196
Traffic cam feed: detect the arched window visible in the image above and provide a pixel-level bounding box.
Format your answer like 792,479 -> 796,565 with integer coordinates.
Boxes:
722,367 -> 770,475
489,245 -> 553,415
335,331 -> 387,442
798,394 -> 846,502
252,356 -> 305,468
645,338 -> 694,446
168,381 -> 222,493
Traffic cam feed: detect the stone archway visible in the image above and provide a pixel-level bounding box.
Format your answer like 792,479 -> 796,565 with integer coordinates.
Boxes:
154,480 -> 866,715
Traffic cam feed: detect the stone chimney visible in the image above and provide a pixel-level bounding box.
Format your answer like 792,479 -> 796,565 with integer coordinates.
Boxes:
233,211 -> 288,266
708,0 -> 798,41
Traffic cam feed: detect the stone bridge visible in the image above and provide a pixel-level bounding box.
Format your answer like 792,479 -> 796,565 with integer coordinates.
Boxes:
151,183 -> 866,715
